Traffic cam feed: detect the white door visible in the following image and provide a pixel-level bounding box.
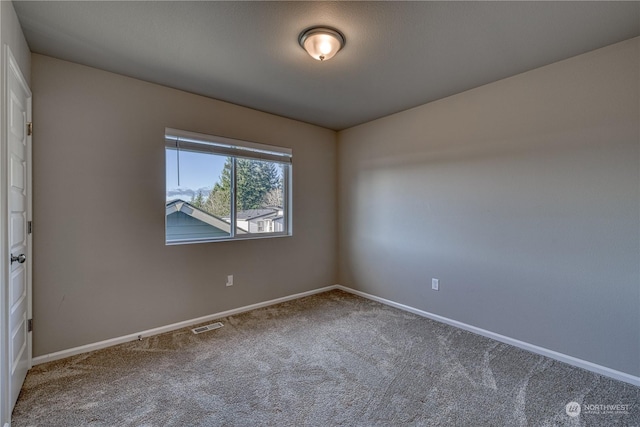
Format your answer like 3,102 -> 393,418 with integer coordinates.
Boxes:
6,47 -> 32,410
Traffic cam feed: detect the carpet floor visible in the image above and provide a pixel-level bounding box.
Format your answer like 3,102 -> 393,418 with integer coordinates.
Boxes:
12,290 -> 639,426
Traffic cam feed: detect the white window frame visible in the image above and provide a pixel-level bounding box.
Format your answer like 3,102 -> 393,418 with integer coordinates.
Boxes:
165,128 -> 292,244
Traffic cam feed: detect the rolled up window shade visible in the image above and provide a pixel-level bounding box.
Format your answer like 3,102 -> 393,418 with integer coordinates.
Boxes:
165,128 -> 292,164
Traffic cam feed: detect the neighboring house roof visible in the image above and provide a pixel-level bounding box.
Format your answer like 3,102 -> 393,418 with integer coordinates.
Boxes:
236,208 -> 280,221
166,200 -> 247,234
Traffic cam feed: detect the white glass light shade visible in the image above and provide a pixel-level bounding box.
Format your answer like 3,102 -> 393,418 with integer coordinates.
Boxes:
299,27 -> 345,61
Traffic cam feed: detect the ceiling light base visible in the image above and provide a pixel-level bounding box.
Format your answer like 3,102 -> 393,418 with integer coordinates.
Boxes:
298,27 -> 345,62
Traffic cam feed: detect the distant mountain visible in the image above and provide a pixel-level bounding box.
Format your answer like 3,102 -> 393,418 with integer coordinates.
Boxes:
166,186 -> 211,202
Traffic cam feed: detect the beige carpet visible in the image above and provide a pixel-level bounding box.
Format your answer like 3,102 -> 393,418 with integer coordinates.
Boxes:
12,290 -> 639,426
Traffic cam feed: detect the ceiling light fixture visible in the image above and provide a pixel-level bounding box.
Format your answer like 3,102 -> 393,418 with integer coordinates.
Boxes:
298,27 -> 345,62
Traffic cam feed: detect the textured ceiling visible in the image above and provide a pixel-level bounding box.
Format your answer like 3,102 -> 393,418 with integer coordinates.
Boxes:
13,1 -> 640,130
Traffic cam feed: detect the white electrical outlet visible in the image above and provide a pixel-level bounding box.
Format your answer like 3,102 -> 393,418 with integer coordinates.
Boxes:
432,278 -> 439,291
226,275 -> 233,287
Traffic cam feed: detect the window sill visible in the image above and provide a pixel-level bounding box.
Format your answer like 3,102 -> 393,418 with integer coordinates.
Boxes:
165,232 -> 292,246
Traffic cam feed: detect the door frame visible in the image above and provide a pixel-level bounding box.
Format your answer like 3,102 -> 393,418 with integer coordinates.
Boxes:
1,44 -> 32,425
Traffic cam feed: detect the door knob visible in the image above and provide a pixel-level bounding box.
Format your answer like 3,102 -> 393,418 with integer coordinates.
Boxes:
10,253 -> 26,264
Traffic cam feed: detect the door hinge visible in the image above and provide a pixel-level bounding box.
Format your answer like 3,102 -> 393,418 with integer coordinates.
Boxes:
27,318 -> 33,332
27,122 -> 33,136
28,221 -> 32,234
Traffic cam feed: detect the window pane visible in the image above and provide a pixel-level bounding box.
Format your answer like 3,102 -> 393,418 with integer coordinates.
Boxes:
235,159 -> 285,235
164,128 -> 292,244
166,148 -> 232,243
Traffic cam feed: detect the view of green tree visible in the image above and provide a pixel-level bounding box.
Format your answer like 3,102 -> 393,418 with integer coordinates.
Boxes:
190,191 -> 205,209
206,181 -> 231,217
262,187 -> 283,207
200,158 -> 282,218
237,159 -> 280,211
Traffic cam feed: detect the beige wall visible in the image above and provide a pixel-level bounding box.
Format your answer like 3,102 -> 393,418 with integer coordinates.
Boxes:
31,54 -> 337,356
338,38 -> 639,376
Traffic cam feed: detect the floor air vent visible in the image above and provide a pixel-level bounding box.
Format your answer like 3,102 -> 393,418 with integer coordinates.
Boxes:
192,322 -> 224,334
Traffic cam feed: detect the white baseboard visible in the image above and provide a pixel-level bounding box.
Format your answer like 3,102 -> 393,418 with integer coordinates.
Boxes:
32,285 -> 339,365
334,285 -> 640,387
32,283 -> 639,387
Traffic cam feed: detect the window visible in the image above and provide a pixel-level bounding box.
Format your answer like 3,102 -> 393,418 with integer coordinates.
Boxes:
165,128 -> 292,244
